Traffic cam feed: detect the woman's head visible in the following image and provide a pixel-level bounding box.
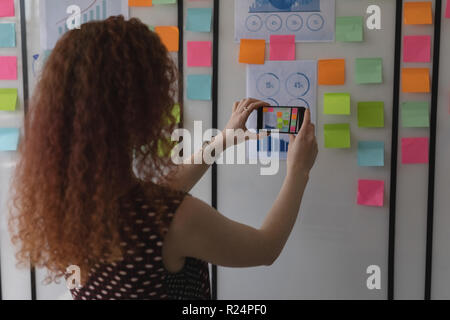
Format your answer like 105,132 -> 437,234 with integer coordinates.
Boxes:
10,16 -> 178,281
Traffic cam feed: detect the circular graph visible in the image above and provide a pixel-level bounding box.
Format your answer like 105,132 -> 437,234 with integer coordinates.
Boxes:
264,98 -> 279,106
286,14 -> 303,32
285,73 -> 310,97
306,13 -> 325,31
265,14 -> 283,32
245,15 -> 263,32
288,98 -> 310,109
257,73 -> 281,98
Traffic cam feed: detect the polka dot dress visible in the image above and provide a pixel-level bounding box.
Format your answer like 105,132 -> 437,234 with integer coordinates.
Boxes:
70,185 -> 211,300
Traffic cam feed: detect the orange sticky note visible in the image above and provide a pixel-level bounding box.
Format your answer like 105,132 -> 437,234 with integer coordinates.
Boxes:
155,26 -> 179,52
402,68 -> 430,93
129,0 -> 152,6
318,59 -> 345,85
404,2 -> 433,25
239,39 -> 265,65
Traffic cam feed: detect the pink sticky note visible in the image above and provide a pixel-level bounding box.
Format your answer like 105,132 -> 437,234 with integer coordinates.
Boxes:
269,35 -> 295,61
357,180 -> 384,207
0,0 -> 14,17
403,35 -> 431,63
401,137 -> 429,164
0,56 -> 17,80
187,41 -> 212,67
446,0 -> 450,18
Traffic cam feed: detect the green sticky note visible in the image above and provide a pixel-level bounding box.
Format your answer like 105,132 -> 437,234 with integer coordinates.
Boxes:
324,123 -> 351,149
172,103 -> 181,124
336,16 -> 363,42
401,101 -> 429,127
187,8 -> 213,32
0,88 -> 18,111
358,101 -> 384,127
152,0 -> 176,4
0,23 -> 16,47
324,93 -> 351,115
355,58 -> 383,84
187,74 -> 212,101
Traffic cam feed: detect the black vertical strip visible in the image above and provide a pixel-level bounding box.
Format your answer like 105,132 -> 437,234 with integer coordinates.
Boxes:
425,0 -> 442,301
388,0 -> 403,301
211,0 -> 219,301
177,0 -> 184,128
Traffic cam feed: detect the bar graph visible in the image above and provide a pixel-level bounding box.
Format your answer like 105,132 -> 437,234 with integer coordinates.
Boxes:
58,0 -> 108,36
258,136 -> 290,155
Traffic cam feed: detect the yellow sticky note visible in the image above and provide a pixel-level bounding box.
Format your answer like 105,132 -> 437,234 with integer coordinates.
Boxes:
318,59 -> 345,85
155,26 -> 179,52
404,2 -> 433,25
239,39 -> 265,65
402,68 -> 430,93
129,0 -> 152,6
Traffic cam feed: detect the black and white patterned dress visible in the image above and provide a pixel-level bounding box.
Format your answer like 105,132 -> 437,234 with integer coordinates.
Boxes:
70,185 -> 211,300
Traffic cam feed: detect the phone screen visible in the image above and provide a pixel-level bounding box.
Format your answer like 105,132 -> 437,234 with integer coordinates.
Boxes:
257,106 -> 306,134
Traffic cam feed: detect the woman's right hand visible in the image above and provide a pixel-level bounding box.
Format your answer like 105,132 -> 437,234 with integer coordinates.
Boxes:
286,108 -> 318,177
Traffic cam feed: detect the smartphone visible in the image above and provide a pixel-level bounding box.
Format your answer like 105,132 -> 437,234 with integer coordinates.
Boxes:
257,106 -> 306,134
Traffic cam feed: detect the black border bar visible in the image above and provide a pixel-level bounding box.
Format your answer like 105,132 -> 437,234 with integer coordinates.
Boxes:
424,0 -> 443,301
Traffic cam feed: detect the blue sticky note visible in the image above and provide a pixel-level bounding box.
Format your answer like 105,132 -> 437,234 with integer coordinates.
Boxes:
358,141 -> 384,167
187,74 -> 212,101
0,128 -> 20,151
187,8 -> 213,32
0,23 -> 16,47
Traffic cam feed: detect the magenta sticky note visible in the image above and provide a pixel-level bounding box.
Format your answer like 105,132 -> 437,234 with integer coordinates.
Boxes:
357,180 -> 384,207
269,35 -> 295,61
187,41 -> 212,67
403,35 -> 431,63
0,0 -> 14,17
0,56 -> 17,80
446,0 -> 450,18
401,137 -> 429,164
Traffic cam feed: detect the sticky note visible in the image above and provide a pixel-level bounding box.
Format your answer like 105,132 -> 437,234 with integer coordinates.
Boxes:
269,35 -> 295,61
0,128 -> 19,151
357,180 -> 384,207
401,102 -> 429,127
239,39 -> 265,64
187,74 -> 212,101
404,2 -> 433,25
0,88 -> 17,111
187,8 -> 212,32
129,0 -> 152,6
323,93 -> 351,115
0,0 -> 14,17
358,141 -> 385,167
402,68 -> 430,93
0,23 -> 15,47
172,103 -> 181,124
403,35 -> 431,63
154,26 -> 179,52
357,101 -> 384,128
401,137 -> 429,164
446,0 -> 450,18
187,41 -> 212,67
355,58 -> 383,84
153,0 -> 176,4
0,56 -> 17,80
324,123 -> 351,149
318,59 -> 345,85
336,16 -> 364,42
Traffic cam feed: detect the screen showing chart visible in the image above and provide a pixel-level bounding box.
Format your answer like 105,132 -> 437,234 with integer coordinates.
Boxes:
261,107 -> 304,134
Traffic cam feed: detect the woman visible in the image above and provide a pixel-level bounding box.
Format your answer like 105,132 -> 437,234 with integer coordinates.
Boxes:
9,16 -> 318,300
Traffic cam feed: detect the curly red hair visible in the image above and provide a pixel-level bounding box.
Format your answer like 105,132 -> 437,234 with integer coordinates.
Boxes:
9,16 -> 179,283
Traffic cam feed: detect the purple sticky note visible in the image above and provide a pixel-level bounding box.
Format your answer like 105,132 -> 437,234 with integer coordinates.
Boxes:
269,35 -> 295,61
446,0 -> 450,18
0,56 -> 17,80
403,35 -> 431,63
357,180 -> 384,207
0,0 -> 14,17
187,41 -> 212,67
401,137 -> 429,164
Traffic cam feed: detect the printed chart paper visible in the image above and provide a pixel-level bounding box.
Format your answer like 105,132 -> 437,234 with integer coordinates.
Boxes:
246,60 -> 317,160
40,0 -> 129,50
235,0 -> 335,43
